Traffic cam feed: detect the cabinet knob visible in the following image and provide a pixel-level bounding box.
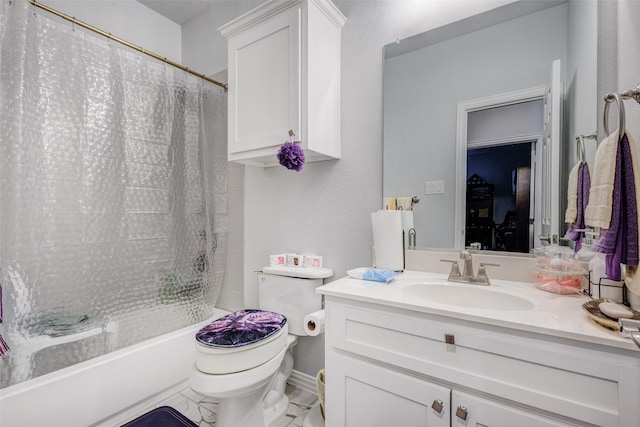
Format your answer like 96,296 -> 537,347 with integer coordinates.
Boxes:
445,334 -> 455,345
455,405 -> 468,421
431,399 -> 444,414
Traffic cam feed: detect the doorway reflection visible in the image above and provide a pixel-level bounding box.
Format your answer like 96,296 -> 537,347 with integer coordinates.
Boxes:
466,143 -> 533,253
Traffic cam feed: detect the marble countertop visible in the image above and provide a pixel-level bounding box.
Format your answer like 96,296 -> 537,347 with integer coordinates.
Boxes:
317,270 -> 640,352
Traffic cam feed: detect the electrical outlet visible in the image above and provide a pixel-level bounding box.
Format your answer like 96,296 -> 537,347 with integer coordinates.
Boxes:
425,180 -> 445,195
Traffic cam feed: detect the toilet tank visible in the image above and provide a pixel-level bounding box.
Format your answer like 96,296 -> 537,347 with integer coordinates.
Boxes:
258,266 -> 332,336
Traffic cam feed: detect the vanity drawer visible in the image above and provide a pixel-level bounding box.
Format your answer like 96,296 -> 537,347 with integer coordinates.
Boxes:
326,299 -> 635,426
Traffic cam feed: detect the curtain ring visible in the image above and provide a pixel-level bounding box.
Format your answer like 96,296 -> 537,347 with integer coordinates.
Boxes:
604,92 -> 626,138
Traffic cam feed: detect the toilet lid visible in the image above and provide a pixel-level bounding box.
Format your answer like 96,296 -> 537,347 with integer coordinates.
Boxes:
196,309 -> 287,349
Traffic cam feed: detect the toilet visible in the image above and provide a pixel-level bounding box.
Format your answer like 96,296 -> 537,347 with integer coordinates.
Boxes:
190,265 -> 332,427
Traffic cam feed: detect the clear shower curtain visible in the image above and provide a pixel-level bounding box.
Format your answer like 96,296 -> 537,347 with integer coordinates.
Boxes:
0,1 -> 227,388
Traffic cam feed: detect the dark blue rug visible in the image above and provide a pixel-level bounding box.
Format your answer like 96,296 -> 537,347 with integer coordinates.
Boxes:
121,406 -> 197,427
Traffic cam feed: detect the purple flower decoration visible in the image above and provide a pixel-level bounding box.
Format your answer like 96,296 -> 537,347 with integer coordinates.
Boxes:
277,141 -> 305,171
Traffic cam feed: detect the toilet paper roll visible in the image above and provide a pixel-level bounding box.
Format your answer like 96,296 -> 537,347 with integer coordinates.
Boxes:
304,310 -> 326,336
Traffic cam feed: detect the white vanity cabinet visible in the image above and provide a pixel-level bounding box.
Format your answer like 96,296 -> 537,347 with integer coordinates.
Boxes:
219,0 -> 345,167
324,297 -> 640,427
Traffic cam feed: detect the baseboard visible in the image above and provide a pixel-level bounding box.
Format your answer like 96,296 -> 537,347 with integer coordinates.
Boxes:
288,369 -> 317,395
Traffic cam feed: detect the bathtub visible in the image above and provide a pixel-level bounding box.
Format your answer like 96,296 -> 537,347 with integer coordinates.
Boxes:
0,308 -> 227,427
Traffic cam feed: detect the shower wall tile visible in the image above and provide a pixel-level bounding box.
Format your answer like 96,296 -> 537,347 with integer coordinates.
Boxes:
228,163 -> 245,187
216,288 -> 243,312
228,209 -> 243,229
226,249 -> 244,272
219,162 -> 244,311
227,189 -> 244,212
226,227 -> 243,252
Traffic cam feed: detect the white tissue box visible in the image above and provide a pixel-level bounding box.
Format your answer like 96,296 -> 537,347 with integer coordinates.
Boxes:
303,255 -> 323,268
269,254 -> 286,267
285,253 -> 299,267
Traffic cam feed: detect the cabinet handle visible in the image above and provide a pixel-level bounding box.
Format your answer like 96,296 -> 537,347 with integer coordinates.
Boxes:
431,399 -> 444,414
455,405 -> 468,421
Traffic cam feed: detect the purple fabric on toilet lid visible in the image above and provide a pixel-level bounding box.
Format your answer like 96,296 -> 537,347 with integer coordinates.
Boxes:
196,309 -> 287,349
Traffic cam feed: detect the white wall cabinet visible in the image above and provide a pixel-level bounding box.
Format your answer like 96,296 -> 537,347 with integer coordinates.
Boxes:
219,0 -> 345,167
324,298 -> 640,427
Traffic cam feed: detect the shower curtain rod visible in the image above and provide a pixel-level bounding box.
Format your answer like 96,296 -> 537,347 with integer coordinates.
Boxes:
26,0 -> 228,90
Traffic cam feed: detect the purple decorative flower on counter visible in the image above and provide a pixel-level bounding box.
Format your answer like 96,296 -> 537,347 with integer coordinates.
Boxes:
196,309 -> 287,348
277,141 -> 305,171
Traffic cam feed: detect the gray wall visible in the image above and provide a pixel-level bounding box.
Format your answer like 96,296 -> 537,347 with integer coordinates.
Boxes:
616,1 -> 640,141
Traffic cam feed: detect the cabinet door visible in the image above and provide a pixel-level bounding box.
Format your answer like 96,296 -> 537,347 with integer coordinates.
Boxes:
328,353 -> 450,427
451,390 -> 570,427
227,6 -> 301,155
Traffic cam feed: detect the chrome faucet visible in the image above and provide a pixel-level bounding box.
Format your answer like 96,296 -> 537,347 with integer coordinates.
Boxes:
460,250 -> 475,281
440,250 -> 500,285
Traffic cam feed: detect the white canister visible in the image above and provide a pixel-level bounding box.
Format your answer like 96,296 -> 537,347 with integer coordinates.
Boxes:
588,253 -> 624,302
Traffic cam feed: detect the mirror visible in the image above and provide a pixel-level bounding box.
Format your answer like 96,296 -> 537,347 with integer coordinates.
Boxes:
383,0 -> 598,252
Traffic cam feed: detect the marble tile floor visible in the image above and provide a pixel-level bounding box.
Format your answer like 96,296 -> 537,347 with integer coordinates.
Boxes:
121,383 -> 319,427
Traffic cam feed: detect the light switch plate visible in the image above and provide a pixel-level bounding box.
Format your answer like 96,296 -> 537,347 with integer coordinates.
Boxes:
425,180 -> 445,195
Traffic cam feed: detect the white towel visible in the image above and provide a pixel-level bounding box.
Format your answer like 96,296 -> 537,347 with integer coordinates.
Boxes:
564,162 -> 580,223
585,130 -> 619,228
383,197 -> 396,210
396,197 -> 413,211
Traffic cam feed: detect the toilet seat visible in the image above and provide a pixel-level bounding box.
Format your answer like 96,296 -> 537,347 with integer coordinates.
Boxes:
195,310 -> 288,374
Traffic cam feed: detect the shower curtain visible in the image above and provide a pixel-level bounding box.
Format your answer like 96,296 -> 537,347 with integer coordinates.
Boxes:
0,1 -> 227,388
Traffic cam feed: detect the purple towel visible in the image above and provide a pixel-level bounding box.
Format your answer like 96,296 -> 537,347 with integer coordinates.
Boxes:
593,134 -> 639,280
565,163 -> 591,252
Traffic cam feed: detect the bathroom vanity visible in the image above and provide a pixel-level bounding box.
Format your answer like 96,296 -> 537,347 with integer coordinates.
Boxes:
317,271 -> 640,427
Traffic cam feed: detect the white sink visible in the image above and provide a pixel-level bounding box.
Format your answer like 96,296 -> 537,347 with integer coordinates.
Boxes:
403,284 -> 534,311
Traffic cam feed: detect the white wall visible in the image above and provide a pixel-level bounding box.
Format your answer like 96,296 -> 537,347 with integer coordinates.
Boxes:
566,0 -> 598,168
617,0 -> 640,141
40,1 -> 181,60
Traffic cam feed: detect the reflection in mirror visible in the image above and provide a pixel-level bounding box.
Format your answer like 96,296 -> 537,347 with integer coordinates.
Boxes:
383,0 -> 597,252
462,96 -> 545,254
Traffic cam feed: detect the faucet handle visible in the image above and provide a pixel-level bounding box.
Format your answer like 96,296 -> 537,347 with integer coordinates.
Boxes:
474,263 -> 500,285
479,262 -> 500,267
440,259 -> 461,279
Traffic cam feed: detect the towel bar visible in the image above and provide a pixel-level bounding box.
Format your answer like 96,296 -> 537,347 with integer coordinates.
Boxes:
603,82 -> 640,138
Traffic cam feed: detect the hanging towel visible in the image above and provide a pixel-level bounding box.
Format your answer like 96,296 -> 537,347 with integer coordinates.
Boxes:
383,197 -> 396,210
0,283 -> 8,359
623,131 -> 640,296
396,197 -> 413,211
592,133 -> 638,281
564,162 -> 580,223
564,163 -> 591,252
585,130 -> 619,228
